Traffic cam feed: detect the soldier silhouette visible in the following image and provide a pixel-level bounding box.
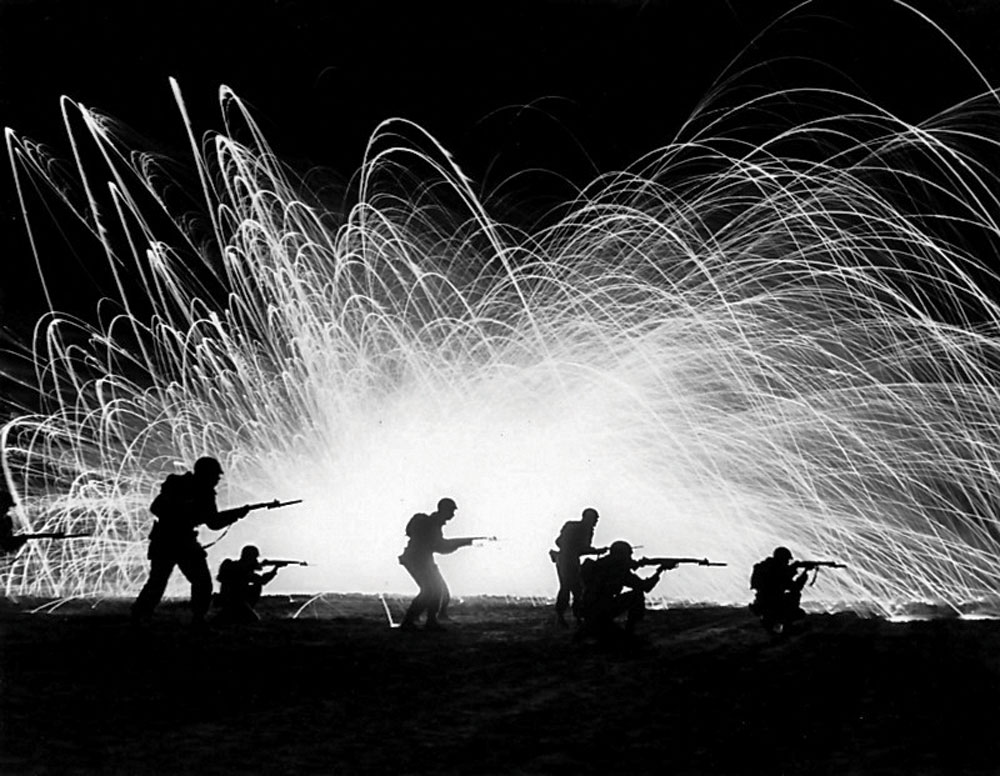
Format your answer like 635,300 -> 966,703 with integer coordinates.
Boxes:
0,491 -> 27,555
397,497 -> 476,631
749,546 -> 809,635
576,540 -> 675,643
550,507 -> 606,627
131,457 -> 251,629
215,545 -> 279,623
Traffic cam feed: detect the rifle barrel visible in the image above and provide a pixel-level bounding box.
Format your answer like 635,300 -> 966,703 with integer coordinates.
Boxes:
22,533 -> 91,540
636,556 -> 727,567
244,499 -> 304,511
796,560 -> 847,569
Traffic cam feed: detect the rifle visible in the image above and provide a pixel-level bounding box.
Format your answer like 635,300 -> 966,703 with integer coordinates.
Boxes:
259,559 -> 309,568
792,560 -> 847,571
633,556 -> 728,569
18,532 -> 91,540
242,499 -> 303,512
792,559 -> 847,584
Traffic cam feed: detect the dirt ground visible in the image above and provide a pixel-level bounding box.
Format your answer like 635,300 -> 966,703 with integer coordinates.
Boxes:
1,594 -> 999,775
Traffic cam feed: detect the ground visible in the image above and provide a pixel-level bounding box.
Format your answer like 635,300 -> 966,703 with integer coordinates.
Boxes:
1,595 -> 999,775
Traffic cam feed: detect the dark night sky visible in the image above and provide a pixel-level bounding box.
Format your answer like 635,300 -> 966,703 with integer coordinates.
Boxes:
1,0 -> 999,326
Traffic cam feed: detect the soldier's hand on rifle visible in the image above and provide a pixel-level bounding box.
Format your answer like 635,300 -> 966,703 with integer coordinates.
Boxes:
235,505 -> 252,520
657,561 -> 679,571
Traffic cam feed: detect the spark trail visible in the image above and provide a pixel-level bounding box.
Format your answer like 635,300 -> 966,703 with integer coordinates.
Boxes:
6,64 -> 1000,614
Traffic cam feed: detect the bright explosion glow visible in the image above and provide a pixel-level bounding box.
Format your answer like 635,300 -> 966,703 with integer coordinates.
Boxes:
7,38 -> 1000,615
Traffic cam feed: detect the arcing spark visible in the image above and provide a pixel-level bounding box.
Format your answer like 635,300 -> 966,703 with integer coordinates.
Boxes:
5,72 -> 1000,614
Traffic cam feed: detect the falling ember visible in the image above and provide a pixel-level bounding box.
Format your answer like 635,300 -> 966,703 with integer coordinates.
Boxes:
5,65 -> 1000,616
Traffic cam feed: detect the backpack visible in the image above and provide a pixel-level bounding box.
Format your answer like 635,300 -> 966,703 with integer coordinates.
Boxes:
405,513 -> 433,539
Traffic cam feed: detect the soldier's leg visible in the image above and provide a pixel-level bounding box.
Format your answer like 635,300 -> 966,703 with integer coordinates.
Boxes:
401,562 -> 431,626
554,561 -> 572,623
778,591 -> 805,630
751,592 -> 779,632
177,547 -> 213,624
424,564 -> 447,628
438,577 -> 452,619
618,590 -> 646,633
566,565 -> 585,623
576,596 -> 618,641
131,556 -> 176,621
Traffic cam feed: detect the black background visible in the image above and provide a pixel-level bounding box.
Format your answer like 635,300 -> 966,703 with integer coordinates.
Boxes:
1,0 -> 999,325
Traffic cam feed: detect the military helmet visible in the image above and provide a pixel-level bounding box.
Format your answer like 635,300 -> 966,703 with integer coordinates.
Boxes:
581,507 -> 599,521
240,545 -> 260,562
194,456 -> 224,477
609,540 -> 633,558
437,497 -> 457,513
773,546 -> 793,562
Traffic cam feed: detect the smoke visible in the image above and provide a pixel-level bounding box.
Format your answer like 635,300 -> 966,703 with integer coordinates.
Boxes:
5,67 -> 1000,614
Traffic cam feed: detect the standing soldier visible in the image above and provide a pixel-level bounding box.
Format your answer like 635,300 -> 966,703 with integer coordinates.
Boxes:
398,497 -> 476,632
130,456 -> 250,629
550,507 -> 606,628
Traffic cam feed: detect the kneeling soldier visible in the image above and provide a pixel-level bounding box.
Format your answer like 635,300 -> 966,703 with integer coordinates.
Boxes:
215,545 -> 279,623
577,540 -> 675,642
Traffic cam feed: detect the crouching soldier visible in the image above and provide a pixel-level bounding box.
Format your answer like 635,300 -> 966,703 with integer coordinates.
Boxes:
215,545 -> 279,623
749,546 -> 809,635
576,540 -> 675,643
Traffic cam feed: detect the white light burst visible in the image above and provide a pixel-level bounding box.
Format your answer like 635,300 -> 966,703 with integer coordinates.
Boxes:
5,58 -> 1000,615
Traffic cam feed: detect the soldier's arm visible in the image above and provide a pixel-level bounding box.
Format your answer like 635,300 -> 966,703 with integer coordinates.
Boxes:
791,571 -> 809,592
253,568 -> 279,586
207,505 -> 251,529
625,570 -> 662,593
436,536 -> 475,554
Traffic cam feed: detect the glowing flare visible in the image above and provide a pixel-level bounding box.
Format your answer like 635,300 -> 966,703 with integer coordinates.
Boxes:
4,75 -> 1000,616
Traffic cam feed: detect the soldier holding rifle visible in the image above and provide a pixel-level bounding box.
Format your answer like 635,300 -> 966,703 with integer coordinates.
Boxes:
749,546 -> 846,635
215,545 -> 307,623
398,497 -> 492,632
577,542 -> 727,643
130,456 -> 301,629
0,490 -> 90,554
550,507 -> 606,628
576,540 -> 676,643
